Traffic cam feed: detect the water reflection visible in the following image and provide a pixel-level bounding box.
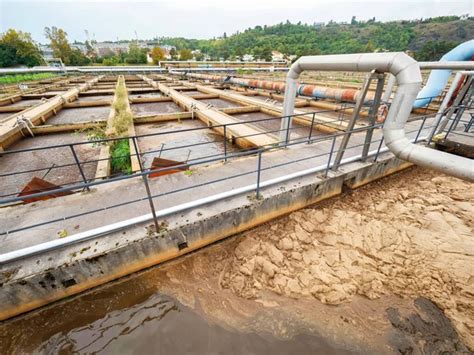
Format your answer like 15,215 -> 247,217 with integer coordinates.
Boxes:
1,290 -> 351,355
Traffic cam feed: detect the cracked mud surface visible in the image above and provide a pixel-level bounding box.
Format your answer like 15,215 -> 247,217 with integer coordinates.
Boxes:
221,167 -> 474,349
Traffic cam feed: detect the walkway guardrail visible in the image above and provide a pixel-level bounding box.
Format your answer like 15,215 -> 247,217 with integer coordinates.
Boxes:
0,104 -> 454,238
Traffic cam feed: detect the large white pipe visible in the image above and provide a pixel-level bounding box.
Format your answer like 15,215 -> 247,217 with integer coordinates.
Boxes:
419,61 -> 474,70
282,52 -> 473,181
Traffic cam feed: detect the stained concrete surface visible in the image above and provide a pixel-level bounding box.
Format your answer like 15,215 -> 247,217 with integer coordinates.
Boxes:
131,102 -> 182,115
136,120 -> 240,168
8,99 -> 44,107
76,94 -> 114,103
0,113 -> 11,121
231,111 -> 326,140
129,92 -> 162,99
181,90 -> 201,96
47,106 -> 110,124
250,95 -> 284,107
42,90 -> 68,95
198,98 -> 241,108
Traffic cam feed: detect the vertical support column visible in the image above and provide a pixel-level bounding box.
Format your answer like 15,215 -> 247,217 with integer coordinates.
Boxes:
307,112 -> 316,143
361,73 -> 385,161
325,135 -> 337,177
223,125 -> 228,161
450,82 -> 473,132
332,70 -> 375,171
280,75 -> 298,145
255,150 -> 263,199
69,144 -> 90,191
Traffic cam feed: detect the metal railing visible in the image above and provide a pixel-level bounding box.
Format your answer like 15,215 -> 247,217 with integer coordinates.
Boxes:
0,105 -> 447,239
0,93 -> 443,200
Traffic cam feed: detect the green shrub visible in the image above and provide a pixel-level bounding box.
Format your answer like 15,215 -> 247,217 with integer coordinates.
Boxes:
112,77 -> 133,136
110,139 -> 132,174
109,77 -> 133,175
0,73 -> 58,85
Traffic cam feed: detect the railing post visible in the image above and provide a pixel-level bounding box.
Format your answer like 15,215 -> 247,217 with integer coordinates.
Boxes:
415,116 -> 427,143
255,150 -> 262,199
223,124 -> 228,162
428,110 -> 444,145
445,113 -> 458,140
307,112 -> 316,144
424,96 -> 433,114
338,103 -> 345,123
132,136 -> 160,233
374,137 -> 384,162
361,73 -> 385,161
325,135 -> 337,177
285,115 -> 291,146
69,144 -> 90,191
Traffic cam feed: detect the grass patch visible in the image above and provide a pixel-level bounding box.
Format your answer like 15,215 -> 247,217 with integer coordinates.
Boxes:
0,73 -> 58,85
107,76 -> 134,175
111,139 -> 132,175
111,77 -> 133,136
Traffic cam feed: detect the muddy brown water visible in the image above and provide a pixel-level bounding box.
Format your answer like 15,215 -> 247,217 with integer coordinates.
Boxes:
0,280 -> 351,355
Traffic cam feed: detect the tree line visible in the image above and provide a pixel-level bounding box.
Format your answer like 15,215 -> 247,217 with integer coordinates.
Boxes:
158,16 -> 473,61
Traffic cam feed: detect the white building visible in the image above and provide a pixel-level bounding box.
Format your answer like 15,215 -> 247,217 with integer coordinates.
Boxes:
71,43 -> 87,54
271,51 -> 285,62
39,44 -> 54,59
242,54 -> 254,62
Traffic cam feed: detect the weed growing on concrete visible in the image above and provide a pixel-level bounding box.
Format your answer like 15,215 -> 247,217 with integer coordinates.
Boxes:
112,77 -> 133,137
57,229 -> 68,238
109,76 -> 133,174
110,139 -> 132,174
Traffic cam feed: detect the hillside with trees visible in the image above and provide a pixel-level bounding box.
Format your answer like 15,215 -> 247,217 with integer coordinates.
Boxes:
158,16 -> 474,61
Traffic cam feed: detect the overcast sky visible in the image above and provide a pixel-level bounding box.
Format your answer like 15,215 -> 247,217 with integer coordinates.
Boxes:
1,0 -> 472,43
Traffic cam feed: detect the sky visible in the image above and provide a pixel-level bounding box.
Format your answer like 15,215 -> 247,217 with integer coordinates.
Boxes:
1,0 -> 472,43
